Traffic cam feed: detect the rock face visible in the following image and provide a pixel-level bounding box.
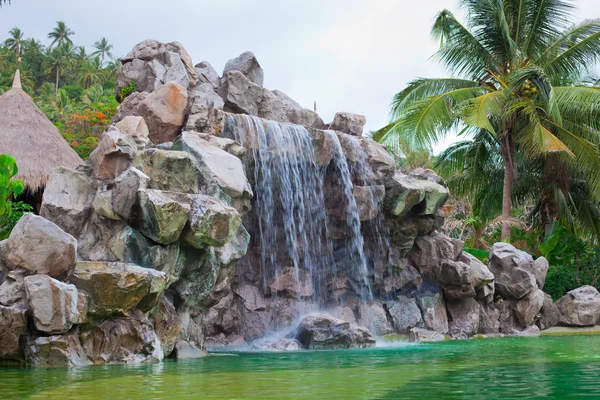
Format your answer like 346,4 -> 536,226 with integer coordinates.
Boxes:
0,305 -> 27,360
556,286 -> 600,327
293,315 -> 376,350
138,82 -> 189,144
488,243 -> 536,299
329,112 -> 366,137
223,51 -> 264,87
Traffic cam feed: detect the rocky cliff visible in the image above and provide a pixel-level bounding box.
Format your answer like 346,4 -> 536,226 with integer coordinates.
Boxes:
1,40 -> 599,366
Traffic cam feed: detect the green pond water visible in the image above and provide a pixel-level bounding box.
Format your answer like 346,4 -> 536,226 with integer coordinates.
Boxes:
2,335 -> 600,399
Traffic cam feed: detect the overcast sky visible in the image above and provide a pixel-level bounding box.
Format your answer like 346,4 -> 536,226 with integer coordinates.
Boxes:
1,0 -> 599,150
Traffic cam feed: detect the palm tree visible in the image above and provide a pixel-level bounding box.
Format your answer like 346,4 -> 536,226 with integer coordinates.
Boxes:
4,27 -> 24,58
47,21 -> 74,48
78,57 -> 101,89
43,44 -> 75,91
376,0 -> 600,242
92,37 -> 113,65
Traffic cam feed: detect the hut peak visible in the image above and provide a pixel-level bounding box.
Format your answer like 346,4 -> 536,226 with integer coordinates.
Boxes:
12,69 -> 22,89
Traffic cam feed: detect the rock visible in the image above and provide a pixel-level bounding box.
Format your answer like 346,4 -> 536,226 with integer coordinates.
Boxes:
408,328 -> 446,343
0,305 -> 27,360
25,275 -> 84,334
115,116 -> 150,149
195,61 -> 220,89
165,41 -> 199,87
213,224 -> 250,265
89,128 -> 136,181
308,129 -> 337,167
172,249 -> 222,309
194,133 -> 245,158
113,92 -> 149,123
40,167 -> 95,237
330,112 -> 366,137
3,214 -> 77,281
0,268 -> 29,308
437,260 -> 476,300
80,309 -> 163,364
111,167 -> 150,220
496,299 -> 521,335
73,261 -> 167,317
289,109 -> 326,129
223,51 -> 264,86
92,189 -> 120,220
138,82 -> 189,144
407,232 -> 463,277
152,295 -> 180,357
268,267 -> 314,298
409,168 -> 446,185
183,195 -> 242,248
460,252 -> 495,303
251,338 -> 303,351
518,325 -> 541,337
136,189 -> 191,244
446,297 -> 480,338
358,302 -> 394,335
258,88 -> 292,123
218,71 -> 263,115
488,243 -> 536,299
234,284 -> 266,312
26,333 -> 90,367
185,83 -> 225,132
136,148 -> 200,193
556,286 -> 600,327
478,303 -> 500,334
416,292 -> 449,334
387,296 -> 424,332
537,293 -> 560,330
174,132 -> 252,198
293,314 -> 376,350
532,257 -> 549,289
353,185 -> 385,221
109,226 -> 153,268
384,172 -> 449,217
173,341 -> 206,359
515,288 -> 545,328
361,139 -> 396,181
122,39 -> 166,62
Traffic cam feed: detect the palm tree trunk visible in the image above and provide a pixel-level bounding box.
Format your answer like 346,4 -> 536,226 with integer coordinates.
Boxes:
501,133 -> 515,242
55,68 -> 60,92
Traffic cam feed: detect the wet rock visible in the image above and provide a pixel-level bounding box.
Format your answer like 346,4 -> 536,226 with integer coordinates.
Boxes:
80,309 -> 163,364
289,109 -> 326,129
384,172 -> 449,217
329,305 -> 357,324
195,61 -> 220,89
136,189 -> 191,244
172,249 -> 222,309
268,267 -> 314,298
293,314 -> 376,350
174,132 -> 252,199
409,328 -> 446,343
234,284 -> 266,312
384,264 -> 423,294
488,243 -> 536,299
115,115 -> 150,149
0,305 -> 27,360
111,167 -> 150,220
41,167 -> 95,237
251,338 -> 303,351
515,288 -> 545,328
556,286 -> 600,327
0,268 -> 29,308
537,293 -> 560,330
358,302 -> 394,335
173,341 -> 206,359
213,224 -> 250,265
361,139 -> 396,181
3,214 -> 77,281
353,185 -> 385,221
186,83 -> 225,132
387,296 -> 424,332
446,297 -> 480,338
152,295 -> 180,357
223,51 -> 264,86
109,226 -> 153,268
25,275 -> 84,334
73,261 -> 167,317
416,292 -> 449,334
330,112 -> 366,137
26,332 -> 90,367
519,325 -> 541,337
138,82 -> 189,144
218,71 -> 263,115
136,149 -> 200,193
183,195 -> 242,248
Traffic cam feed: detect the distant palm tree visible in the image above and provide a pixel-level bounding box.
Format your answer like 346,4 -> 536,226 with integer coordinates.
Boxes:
92,37 -> 113,64
47,21 -> 74,48
4,27 -> 24,58
43,43 -> 76,91
78,58 -> 102,89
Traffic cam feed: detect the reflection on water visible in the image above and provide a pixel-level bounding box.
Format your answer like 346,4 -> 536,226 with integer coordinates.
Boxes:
2,336 -> 600,399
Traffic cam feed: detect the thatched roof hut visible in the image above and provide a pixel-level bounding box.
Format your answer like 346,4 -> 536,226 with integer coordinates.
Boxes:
0,70 -> 82,192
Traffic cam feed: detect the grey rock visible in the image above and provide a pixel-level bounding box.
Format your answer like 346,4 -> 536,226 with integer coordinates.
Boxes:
330,112 -> 366,137
293,314 -> 375,350
26,333 -> 90,367
416,292 -> 449,334
488,243 -> 536,299
409,328 -> 446,342
138,82 -> 189,145
218,71 -> 263,115
361,139 -> 396,181
258,88 -> 292,123
135,148 -> 200,193
269,267 -> 314,298
111,167 -> 150,220
185,83 -> 225,132
136,189 -> 191,245
89,128 -> 136,181
251,338 -> 303,351
289,108 -> 326,129
234,284 -> 266,312
0,268 -> 29,308
112,92 -> 149,123
532,257 -> 549,290
556,286 -> 600,327
223,51 -> 264,86
384,172 -> 449,217
515,288 -> 545,328
115,116 -> 151,149
447,297 -> 480,338
537,293 -> 560,330
0,305 -> 27,361
387,296 -> 424,332
352,185 -> 385,221
195,61 -> 220,89
174,340 -> 206,359
357,302 -> 394,335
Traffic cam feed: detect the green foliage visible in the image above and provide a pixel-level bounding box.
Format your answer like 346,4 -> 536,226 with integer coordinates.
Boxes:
118,81 -> 135,103
0,154 -> 23,215
463,247 -> 489,263
0,201 -> 32,240
62,84 -> 83,101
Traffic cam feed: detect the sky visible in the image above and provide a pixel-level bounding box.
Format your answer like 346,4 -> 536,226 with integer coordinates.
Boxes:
1,0 -> 600,151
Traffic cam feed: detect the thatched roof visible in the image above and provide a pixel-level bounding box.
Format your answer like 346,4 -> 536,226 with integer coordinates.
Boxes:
0,71 -> 82,192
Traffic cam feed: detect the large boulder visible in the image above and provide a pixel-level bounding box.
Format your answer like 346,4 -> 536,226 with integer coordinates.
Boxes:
293,314 -> 375,350
460,252 -> 495,303
73,261 -> 167,317
330,112 -> 366,137
488,243 -> 536,299
88,128 -> 136,181
112,92 -> 149,123
537,293 -> 560,330
171,249 -> 222,309
182,195 -> 242,248
195,61 -> 220,89
0,305 -> 27,360
357,302 -> 394,335
174,132 -> 252,198
258,88 -> 294,123
136,189 -> 191,244
151,295 -> 181,357
135,149 -> 200,193
223,51 -> 264,87
407,232 -> 463,279
416,292 -> 449,334
556,286 -> 600,327
111,167 -> 150,220
289,109 -> 326,129
218,71 -> 263,115
361,139 -> 396,181
185,83 -> 225,132
25,275 -> 85,334
251,338 -> 303,352
138,82 -> 189,144
26,333 -> 90,367
387,296 -> 424,331
115,115 -> 150,149
2,214 -> 77,281
446,297 -> 480,338
436,260 -> 476,300
384,172 -> 449,217
40,167 -> 95,237
173,341 -> 206,359
532,257 -> 549,289
514,288 -> 545,328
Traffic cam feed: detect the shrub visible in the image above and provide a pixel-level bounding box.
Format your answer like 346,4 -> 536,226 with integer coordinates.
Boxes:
118,81 -> 135,102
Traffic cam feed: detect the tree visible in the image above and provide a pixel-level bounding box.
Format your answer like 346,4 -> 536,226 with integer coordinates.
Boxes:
4,27 -> 24,58
92,37 -> 113,64
78,57 -> 101,89
47,21 -> 74,48
43,43 -> 75,91
375,0 -> 600,242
